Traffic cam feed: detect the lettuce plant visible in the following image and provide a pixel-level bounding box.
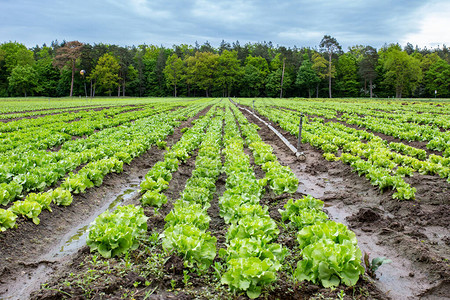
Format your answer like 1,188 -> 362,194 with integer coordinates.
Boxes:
0,208 -> 17,231
162,224 -> 217,270
220,238 -> 287,263
140,177 -> 169,192
279,196 -> 324,222
296,221 -> 358,248
49,187 -> 73,206
226,215 -> 279,244
0,181 -> 23,206
25,192 -> 53,212
295,239 -> 364,288
9,200 -> 42,225
289,210 -> 328,229
221,257 -> 280,299
86,205 -> 148,258
141,190 -> 168,207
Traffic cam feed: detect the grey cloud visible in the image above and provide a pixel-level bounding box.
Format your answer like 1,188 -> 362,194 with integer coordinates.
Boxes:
0,0 -> 439,49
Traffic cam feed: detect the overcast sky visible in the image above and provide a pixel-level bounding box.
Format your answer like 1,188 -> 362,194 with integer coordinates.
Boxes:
1,0 -> 449,50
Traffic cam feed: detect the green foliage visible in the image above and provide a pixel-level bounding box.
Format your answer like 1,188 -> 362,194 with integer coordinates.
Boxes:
140,177 -> 169,192
141,190 -> 168,207
226,215 -> 279,244
49,188 -> 73,206
162,224 -> 217,270
9,200 -> 42,225
165,202 -> 210,230
0,208 -> 17,231
296,221 -> 358,248
296,54 -> 320,97
89,53 -> 121,95
279,196 -> 324,222
220,238 -> 287,263
381,46 -> 422,98
221,257 -> 280,299
8,65 -> 40,96
262,161 -> 299,194
25,192 -> 52,212
363,252 -> 392,278
295,239 -> 365,288
86,205 -> 148,258
163,53 -> 184,97
0,181 -> 23,206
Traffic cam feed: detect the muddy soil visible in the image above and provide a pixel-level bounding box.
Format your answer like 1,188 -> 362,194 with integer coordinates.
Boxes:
240,107 -> 450,300
0,106 -> 209,300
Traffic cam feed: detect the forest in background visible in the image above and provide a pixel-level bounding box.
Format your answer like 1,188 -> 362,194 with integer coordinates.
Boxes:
0,36 -> 449,99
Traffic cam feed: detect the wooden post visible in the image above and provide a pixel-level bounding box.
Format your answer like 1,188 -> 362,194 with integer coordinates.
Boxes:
297,114 -> 304,152
280,58 -> 285,98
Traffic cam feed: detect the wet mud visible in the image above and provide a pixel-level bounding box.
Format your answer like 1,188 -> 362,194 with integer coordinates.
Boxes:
240,107 -> 450,300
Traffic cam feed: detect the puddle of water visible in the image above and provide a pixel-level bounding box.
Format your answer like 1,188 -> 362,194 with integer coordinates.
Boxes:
326,203 -> 433,300
48,185 -> 139,259
1,185 -> 141,300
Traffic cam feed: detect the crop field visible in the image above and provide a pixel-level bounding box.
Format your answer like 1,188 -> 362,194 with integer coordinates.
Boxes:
0,97 -> 449,300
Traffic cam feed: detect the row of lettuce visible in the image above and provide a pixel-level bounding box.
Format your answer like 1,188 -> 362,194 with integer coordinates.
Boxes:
0,102 -> 209,232
272,98 -> 450,135
83,100 -> 367,298
0,103 -> 174,207
251,100 -> 450,201
270,98 -> 450,156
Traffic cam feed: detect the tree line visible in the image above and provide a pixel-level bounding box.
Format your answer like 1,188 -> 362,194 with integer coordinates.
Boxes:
0,36 -> 449,98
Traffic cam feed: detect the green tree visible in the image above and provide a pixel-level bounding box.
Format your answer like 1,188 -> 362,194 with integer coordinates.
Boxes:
424,59 -> 450,97
53,41 -> 84,97
319,35 -> 341,98
336,52 -> 359,96
184,55 -> 197,97
311,52 -> 328,97
0,42 -> 34,96
89,53 -> 121,96
241,56 -> 269,97
217,50 -> 242,97
296,54 -> 320,98
164,53 -> 184,97
381,47 -> 422,98
358,46 -> 378,98
8,65 -> 39,96
266,68 -> 292,98
34,47 -> 60,96
192,51 -> 219,97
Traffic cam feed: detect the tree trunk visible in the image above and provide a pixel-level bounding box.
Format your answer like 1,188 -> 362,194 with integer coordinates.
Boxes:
93,84 -> 96,98
369,78 -> 373,98
396,86 -> 402,98
174,83 -> 177,97
308,88 -> 311,98
90,80 -> 93,97
316,84 -> 319,98
123,79 -> 126,97
70,60 -> 75,97
280,59 -> 285,98
118,84 -> 120,97
328,53 -> 332,98
364,78 -> 367,95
